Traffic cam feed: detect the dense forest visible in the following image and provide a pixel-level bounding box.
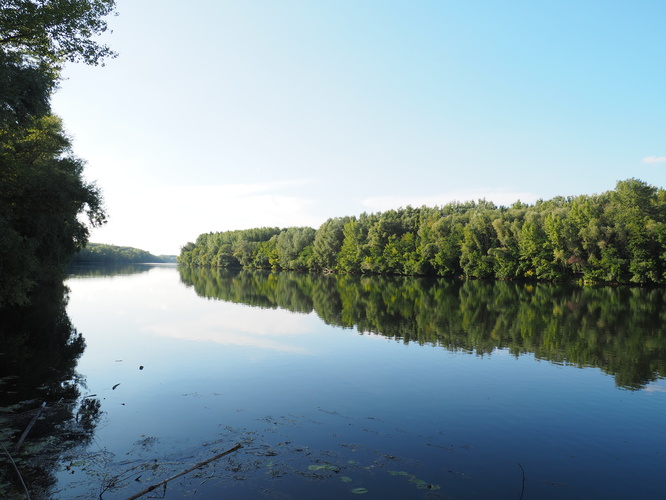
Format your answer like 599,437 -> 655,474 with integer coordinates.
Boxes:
71,243 -> 174,264
179,179 -> 666,285
0,1 -> 117,307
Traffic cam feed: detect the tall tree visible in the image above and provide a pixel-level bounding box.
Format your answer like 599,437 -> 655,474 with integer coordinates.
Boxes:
275,227 -> 316,270
0,0 -> 116,305
312,217 -> 349,271
0,114 -> 105,305
337,218 -> 365,273
0,49 -> 54,127
0,0 -> 117,67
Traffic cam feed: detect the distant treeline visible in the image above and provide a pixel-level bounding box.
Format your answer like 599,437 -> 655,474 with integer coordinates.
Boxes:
178,179 -> 666,285
72,243 -> 174,264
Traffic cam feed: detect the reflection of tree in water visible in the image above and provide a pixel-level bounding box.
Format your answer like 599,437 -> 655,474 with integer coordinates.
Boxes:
0,283 -> 100,499
180,268 -> 666,390
67,262 -> 155,278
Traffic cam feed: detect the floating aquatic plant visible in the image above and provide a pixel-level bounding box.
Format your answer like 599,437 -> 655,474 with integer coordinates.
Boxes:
387,470 -> 440,490
307,463 -> 340,472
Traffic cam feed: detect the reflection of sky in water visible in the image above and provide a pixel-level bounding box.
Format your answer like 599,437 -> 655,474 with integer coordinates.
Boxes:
60,266 -> 666,500
644,381 -> 666,393
66,266 -> 322,361
144,307 -> 314,353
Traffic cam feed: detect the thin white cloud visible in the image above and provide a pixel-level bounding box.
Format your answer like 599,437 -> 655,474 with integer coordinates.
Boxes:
642,156 -> 666,164
361,189 -> 539,212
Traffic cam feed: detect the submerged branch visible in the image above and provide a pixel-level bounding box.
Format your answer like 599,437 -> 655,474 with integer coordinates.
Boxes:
1,442 -> 30,500
124,443 -> 242,500
517,462 -> 525,500
14,401 -> 46,453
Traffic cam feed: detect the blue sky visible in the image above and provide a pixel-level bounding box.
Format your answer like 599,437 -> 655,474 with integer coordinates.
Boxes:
51,0 -> 666,255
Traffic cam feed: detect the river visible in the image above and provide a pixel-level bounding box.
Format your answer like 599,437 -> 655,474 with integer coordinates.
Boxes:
2,264 -> 666,499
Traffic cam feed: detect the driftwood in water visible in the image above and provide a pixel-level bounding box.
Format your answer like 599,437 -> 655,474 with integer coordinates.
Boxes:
1,442 -> 30,499
124,443 -> 242,500
517,462 -> 526,500
14,401 -> 46,453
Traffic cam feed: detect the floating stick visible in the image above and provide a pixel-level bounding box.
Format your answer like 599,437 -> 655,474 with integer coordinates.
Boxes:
14,401 -> 46,453
1,442 -> 30,500
517,462 -> 525,500
124,443 -> 242,500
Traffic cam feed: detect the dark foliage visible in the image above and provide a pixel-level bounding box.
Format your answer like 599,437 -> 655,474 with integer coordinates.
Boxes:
0,0 -> 115,306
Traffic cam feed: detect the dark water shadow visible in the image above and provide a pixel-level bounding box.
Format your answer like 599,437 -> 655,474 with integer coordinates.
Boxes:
0,283 -> 100,499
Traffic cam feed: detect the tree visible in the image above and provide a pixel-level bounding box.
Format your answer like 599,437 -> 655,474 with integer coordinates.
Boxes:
337,218 -> 365,273
0,1 -> 117,306
424,213 -> 465,277
460,208 -> 498,278
518,212 -> 554,279
0,0 -> 118,67
275,227 -> 316,270
0,50 -> 54,127
490,212 -> 523,279
0,114 -> 105,305
312,217 -> 349,271
605,179 -> 663,283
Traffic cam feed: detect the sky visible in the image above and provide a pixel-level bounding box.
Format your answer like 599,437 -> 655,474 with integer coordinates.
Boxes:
51,0 -> 666,256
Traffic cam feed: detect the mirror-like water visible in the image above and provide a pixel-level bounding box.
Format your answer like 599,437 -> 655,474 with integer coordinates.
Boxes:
2,264 -> 666,499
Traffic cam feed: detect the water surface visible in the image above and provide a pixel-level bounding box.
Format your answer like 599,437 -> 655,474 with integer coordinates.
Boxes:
4,265 -> 666,499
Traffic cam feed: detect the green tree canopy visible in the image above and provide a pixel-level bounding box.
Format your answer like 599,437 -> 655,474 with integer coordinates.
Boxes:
180,179 -> 666,286
0,114 -> 105,305
0,49 -> 54,127
0,0 -> 117,67
0,0 -> 116,306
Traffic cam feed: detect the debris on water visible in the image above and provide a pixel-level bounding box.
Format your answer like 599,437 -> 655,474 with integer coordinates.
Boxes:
388,471 -> 410,477
112,383 -> 120,390
388,470 -> 440,490
135,435 -> 158,449
307,462 -> 340,472
45,410 -> 447,498
446,468 -> 470,479
139,366 -> 144,370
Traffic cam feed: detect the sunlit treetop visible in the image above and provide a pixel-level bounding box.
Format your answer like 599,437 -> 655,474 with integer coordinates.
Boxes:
0,0 -> 117,68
